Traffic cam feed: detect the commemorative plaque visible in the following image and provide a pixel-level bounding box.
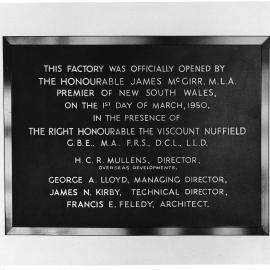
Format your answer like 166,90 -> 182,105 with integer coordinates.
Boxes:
4,36 -> 269,235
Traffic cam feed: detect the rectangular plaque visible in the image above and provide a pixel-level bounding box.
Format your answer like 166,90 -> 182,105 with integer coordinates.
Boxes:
4,36 -> 269,235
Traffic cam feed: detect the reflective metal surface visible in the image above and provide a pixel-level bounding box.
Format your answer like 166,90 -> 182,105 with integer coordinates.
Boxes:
3,36 -> 269,235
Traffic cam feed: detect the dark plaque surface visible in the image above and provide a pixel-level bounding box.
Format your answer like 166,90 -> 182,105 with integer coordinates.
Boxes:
4,37 -> 269,235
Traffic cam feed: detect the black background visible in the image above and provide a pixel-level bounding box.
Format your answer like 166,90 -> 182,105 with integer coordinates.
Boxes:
10,44 -> 261,228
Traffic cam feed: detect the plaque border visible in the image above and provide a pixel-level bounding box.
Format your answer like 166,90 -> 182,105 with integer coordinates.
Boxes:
3,36 -> 269,236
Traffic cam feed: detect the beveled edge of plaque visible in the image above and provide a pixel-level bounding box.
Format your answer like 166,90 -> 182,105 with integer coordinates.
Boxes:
5,226 -> 267,236
3,36 -> 270,236
261,38 -> 270,235
3,37 -> 13,235
3,36 -> 270,46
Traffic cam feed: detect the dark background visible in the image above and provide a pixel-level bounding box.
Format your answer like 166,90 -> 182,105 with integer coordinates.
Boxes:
9,44 -> 262,228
